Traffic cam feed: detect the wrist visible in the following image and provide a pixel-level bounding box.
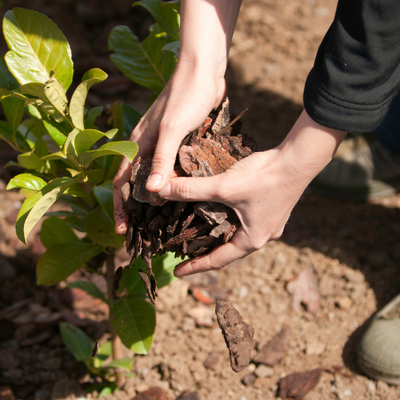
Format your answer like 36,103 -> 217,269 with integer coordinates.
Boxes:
276,110 -> 347,188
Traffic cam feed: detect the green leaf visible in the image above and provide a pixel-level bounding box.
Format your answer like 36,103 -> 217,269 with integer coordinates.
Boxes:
0,56 -> 18,90
92,341 -> 112,368
20,82 -> 45,97
85,106 -> 103,129
133,0 -> 180,42
37,241 -> 103,286
93,180 -> 114,222
17,151 -> 46,170
122,103 -> 142,138
22,177 -> 79,243
43,74 -> 68,120
40,217 -> 79,249
0,120 -> 13,145
4,8 -> 73,90
79,141 -> 138,166
67,281 -> 107,304
109,24 -> 176,93
2,95 -> 25,134
162,40 -> 180,58
84,206 -> 124,248
42,119 -> 67,146
119,252 -> 180,295
104,357 -> 134,372
6,173 -> 47,191
40,150 -> 67,161
111,297 -> 155,354
59,322 -> 93,362
70,69 -> 108,130
74,128 -> 118,154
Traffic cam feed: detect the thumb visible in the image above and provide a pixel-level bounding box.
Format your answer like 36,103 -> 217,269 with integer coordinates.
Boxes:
158,174 -> 224,203
145,134 -> 183,192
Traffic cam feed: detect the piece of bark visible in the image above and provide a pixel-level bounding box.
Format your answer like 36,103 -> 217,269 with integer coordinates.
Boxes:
130,157 -> 168,207
210,220 -> 232,238
138,270 -> 156,305
253,326 -> 291,366
113,266 -> 124,292
278,369 -> 323,399
287,267 -> 320,314
212,97 -> 230,134
215,299 -> 254,373
194,202 -> 229,225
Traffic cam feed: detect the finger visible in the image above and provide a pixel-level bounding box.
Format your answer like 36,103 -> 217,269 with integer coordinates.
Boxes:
174,228 -> 252,277
113,156 -> 131,235
146,133 -> 185,192
158,174 -> 224,202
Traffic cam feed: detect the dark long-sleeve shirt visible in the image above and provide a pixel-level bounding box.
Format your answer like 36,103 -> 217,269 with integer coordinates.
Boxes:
303,0 -> 400,133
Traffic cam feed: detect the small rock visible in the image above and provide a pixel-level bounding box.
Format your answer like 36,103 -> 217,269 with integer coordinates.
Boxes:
204,351 -> 219,369
247,363 -> 256,373
343,389 -> 352,397
336,297 -> 352,310
238,286 -> 249,299
181,317 -> 196,332
187,306 -> 214,327
305,341 -> 325,356
242,374 -> 256,386
253,326 -> 291,366
255,365 -> 274,378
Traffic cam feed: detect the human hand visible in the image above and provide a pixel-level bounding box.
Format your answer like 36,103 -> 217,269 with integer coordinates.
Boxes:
156,110 -> 347,276
113,64 -> 226,235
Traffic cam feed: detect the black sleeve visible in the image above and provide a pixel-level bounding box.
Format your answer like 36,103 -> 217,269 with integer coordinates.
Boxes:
303,0 -> 400,133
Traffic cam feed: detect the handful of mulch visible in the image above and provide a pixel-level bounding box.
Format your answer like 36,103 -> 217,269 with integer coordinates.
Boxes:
120,98 -> 257,304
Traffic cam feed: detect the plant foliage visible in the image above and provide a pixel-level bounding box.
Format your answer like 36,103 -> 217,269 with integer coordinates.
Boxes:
0,0 -> 182,386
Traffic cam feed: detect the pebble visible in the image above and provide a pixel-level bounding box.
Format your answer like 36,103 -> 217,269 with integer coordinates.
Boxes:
242,374 -> 256,386
238,286 -> 249,299
343,389 -> 352,397
336,297 -> 352,310
305,341 -> 325,356
255,365 -> 274,378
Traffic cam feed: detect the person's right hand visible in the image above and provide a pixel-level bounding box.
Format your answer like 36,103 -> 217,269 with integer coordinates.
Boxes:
113,62 -> 226,235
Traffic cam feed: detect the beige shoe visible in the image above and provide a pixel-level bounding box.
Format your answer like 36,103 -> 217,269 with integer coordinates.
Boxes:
356,294 -> 400,385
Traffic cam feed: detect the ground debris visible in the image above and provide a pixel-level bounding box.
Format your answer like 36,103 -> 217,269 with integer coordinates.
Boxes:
287,267 -> 320,313
253,326 -> 291,366
278,368 -> 323,399
132,386 -> 172,400
215,299 -> 254,373
122,98 -> 256,304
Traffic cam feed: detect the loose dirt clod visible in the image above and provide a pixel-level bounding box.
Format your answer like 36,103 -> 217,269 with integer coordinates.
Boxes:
215,299 -> 254,373
122,98 -> 257,303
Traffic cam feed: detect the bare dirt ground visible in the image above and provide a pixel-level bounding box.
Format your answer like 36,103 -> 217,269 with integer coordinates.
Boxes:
1,1 -> 400,399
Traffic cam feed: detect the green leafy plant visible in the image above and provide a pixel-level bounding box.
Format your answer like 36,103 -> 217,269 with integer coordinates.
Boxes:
0,1 -> 181,392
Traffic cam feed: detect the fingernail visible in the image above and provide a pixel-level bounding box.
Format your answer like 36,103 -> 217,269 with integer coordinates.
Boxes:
146,173 -> 163,190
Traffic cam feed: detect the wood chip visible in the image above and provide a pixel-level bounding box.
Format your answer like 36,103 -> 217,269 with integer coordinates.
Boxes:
215,299 -> 254,373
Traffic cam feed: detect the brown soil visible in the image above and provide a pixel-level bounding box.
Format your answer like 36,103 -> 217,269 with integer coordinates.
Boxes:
1,1 -> 400,399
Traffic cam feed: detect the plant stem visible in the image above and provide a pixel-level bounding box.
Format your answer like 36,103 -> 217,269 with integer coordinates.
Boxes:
106,254 -> 125,388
